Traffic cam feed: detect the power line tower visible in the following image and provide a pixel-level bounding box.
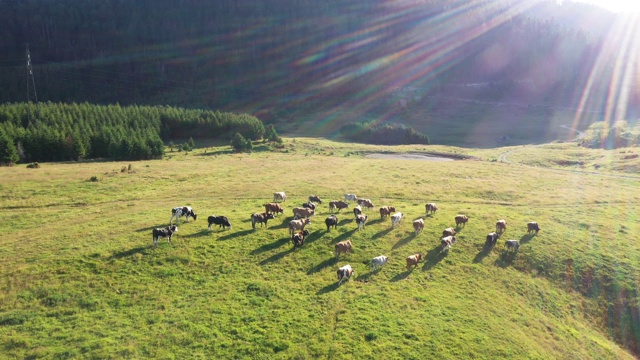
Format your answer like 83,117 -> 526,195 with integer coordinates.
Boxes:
25,43 -> 39,127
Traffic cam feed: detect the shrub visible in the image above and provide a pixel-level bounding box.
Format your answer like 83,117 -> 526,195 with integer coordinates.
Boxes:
231,132 -> 252,152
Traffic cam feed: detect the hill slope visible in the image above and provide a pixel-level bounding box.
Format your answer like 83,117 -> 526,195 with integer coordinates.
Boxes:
0,139 -> 638,358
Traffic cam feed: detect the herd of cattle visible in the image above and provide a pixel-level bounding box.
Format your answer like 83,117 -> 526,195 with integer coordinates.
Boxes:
152,192 -> 541,286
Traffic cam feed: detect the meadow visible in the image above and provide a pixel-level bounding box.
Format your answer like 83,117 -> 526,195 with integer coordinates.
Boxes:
0,138 -> 639,359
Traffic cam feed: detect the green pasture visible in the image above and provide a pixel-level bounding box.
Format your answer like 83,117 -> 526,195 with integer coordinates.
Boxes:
0,138 -> 638,359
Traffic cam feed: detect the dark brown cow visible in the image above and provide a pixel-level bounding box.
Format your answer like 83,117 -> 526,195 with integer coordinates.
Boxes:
329,200 -> 350,213
442,227 -> 456,237
325,215 -> 338,231
308,195 -> 323,204
527,222 -> 540,234
496,219 -> 507,233
379,206 -> 396,219
455,214 -> 469,227
357,198 -> 374,210
425,203 -> 438,215
251,212 -> 275,229
264,203 -> 284,216
291,229 -> 310,248
485,232 -> 500,247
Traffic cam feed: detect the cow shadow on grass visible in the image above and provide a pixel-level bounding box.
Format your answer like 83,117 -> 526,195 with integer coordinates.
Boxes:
337,218 -> 352,226
390,270 -> 412,282
316,282 -> 340,295
307,257 -> 338,275
473,244 -> 493,263
367,218 -> 385,226
422,246 -> 447,271
218,229 -> 254,241
251,237 -> 289,255
392,233 -> 416,250
259,247 -> 294,265
332,229 -> 356,243
495,250 -> 518,268
269,217 -> 294,230
182,229 -> 211,238
520,233 -> 535,245
372,227 -> 393,240
109,246 -> 148,259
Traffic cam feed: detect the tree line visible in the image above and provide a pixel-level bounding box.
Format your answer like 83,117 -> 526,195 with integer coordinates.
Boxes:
340,122 -> 430,145
0,102 -> 265,164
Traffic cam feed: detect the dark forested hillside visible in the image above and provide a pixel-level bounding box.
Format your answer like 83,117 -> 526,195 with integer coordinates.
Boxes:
0,0 -> 636,123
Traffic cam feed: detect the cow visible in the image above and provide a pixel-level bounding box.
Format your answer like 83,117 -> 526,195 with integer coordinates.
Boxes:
325,215 -> 339,231
357,198 -> 374,210
334,240 -> 352,258
308,195 -> 323,204
344,194 -> 358,202
406,253 -> 423,270
289,218 -> 311,236
353,205 -> 362,217
329,200 -> 350,213
337,264 -> 354,285
425,203 -> 438,215
527,222 -> 540,234
485,232 -> 500,247
264,203 -> 284,216
291,229 -> 310,249
391,212 -> 404,228
442,227 -> 456,237
302,202 -> 316,210
273,191 -> 287,203
455,214 -> 469,227
170,206 -> 197,224
251,212 -> 275,229
413,218 -> 425,235
379,206 -> 396,219
293,207 -> 315,219
152,225 -> 178,247
207,215 -> 231,230
496,219 -> 507,233
505,239 -> 520,252
356,214 -> 368,231
441,235 -> 457,252
372,255 -> 388,271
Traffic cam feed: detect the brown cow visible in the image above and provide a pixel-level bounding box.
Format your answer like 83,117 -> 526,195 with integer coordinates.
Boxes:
442,227 -> 456,237
334,240 -> 352,258
291,229 -> 310,248
406,253 -> 423,270
293,207 -> 315,219
329,200 -> 350,213
264,203 -> 284,216
496,219 -> 507,233
413,218 -> 425,235
308,195 -> 323,204
251,212 -> 275,229
289,218 -> 311,236
455,214 -> 469,227
527,222 -> 540,234
425,203 -> 438,215
379,206 -> 396,219
357,198 -> 374,210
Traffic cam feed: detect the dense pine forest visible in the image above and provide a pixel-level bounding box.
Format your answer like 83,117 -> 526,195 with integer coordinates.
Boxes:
0,103 -> 264,163
0,0 -> 636,116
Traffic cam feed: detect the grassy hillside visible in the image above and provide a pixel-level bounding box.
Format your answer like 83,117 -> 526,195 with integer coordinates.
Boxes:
0,138 -> 638,358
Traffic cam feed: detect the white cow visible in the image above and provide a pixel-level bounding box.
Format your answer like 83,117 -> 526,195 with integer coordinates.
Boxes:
170,206 -> 197,224
344,194 -> 358,202
337,264 -> 354,285
371,255 -> 388,271
390,212 -> 404,228
273,192 -> 287,203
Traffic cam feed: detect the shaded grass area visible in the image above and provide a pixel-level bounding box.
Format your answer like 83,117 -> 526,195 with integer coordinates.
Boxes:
0,139 -> 638,358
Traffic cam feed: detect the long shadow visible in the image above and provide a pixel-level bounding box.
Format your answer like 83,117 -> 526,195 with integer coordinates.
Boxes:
392,233 -> 416,250
303,230 -> 324,246
422,245 -> 447,271
259,248 -> 294,265
372,227 -> 393,240
307,257 -> 338,275
520,233 -> 535,244
218,229 -> 254,241
269,217 -> 295,230
316,282 -> 340,295
183,229 -> 211,238
251,237 -> 290,255
367,218 -> 385,226
135,225 -> 167,233
333,229 -> 356,243
473,245 -> 492,263
337,218 -> 352,226
356,270 -> 374,283
495,250 -> 518,268
109,246 -> 148,259
390,270 -> 412,282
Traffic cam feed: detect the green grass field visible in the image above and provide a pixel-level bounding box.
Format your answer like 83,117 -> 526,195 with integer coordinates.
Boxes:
1,138 -> 639,359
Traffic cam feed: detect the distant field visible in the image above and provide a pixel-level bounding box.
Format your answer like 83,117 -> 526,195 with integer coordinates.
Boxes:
0,138 -> 638,359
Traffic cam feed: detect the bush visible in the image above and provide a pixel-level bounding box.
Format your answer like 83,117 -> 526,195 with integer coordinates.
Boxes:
340,121 -> 429,145
230,132 -> 252,152
26,162 -> 40,169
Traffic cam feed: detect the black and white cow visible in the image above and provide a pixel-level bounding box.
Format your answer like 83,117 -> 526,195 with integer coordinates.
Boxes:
170,206 -> 197,224
208,215 -> 231,230
152,225 -> 178,247
505,240 -> 520,252
485,232 -> 500,247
